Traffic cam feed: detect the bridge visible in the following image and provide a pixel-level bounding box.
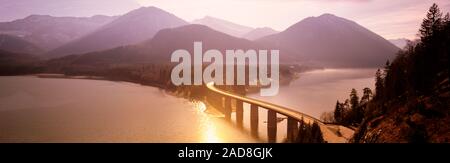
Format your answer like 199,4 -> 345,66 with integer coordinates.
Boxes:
205,82 -> 353,143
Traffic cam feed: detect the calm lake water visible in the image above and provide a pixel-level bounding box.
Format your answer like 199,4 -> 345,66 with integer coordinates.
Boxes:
0,76 -> 257,143
0,69 -> 374,142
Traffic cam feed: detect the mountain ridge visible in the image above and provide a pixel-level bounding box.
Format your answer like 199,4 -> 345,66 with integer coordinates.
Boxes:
46,6 -> 188,58
192,16 -> 254,37
243,27 -> 278,40
47,24 -> 292,66
259,13 -> 400,67
0,14 -> 116,51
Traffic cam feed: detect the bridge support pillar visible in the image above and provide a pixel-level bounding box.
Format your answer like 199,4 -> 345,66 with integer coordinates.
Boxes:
236,100 -> 243,128
224,96 -> 231,121
267,110 -> 277,143
250,104 -> 259,137
287,117 -> 299,143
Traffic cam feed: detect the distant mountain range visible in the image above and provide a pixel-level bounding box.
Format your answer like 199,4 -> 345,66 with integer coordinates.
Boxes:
48,24 -> 287,67
243,27 -> 278,40
192,16 -> 278,40
46,7 -> 188,58
259,14 -> 400,67
0,15 -> 116,51
1,6 -> 400,68
0,0 -> 140,22
192,16 -> 254,38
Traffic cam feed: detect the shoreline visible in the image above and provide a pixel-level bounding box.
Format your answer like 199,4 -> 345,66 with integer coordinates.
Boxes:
33,73 -> 106,80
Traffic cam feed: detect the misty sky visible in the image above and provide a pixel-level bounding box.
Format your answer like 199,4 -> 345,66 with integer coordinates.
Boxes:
1,0 -> 450,40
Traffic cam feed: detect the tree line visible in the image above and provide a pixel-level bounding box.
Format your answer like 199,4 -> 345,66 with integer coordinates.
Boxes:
322,3 -> 450,142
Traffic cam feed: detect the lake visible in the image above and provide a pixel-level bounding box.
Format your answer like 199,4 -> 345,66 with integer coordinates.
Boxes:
0,76 -> 257,143
0,68 -> 374,142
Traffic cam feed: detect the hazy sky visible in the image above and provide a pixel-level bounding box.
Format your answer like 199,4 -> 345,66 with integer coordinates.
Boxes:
2,0 -> 450,40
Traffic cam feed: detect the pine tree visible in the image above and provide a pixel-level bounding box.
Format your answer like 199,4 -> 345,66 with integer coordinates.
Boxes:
374,69 -> 384,100
334,100 -> 342,123
311,122 -> 324,143
343,99 -> 350,111
383,60 -> 390,77
361,87 -> 373,104
349,88 -> 361,123
413,4 -> 445,94
296,117 -> 305,143
444,12 -> 450,23
419,3 -> 443,40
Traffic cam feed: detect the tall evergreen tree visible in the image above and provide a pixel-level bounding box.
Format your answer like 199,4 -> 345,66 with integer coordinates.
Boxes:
413,3 -> 445,94
334,100 -> 343,123
361,87 -> 373,104
444,12 -> 450,23
311,122 -> 325,143
419,3 -> 443,40
374,69 -> 384,100
383,60 -> 390,77
350,88 -> 361,123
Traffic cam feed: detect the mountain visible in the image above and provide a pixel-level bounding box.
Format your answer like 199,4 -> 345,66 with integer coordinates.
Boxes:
0,34 -> 44,54
192,16 -> 254,37
389,38 -> 409,49
0,0 -> 140,22
47,24 -> 295,67
243,27 -> 278,40
46,7 -> 188,58
0,14 -> 116,51
259,14 -> 400,67
47,24 -> 256,65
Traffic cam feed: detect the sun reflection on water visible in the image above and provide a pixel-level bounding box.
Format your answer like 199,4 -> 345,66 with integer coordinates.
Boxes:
193,101 -> 207,112
192,101 -> 223,143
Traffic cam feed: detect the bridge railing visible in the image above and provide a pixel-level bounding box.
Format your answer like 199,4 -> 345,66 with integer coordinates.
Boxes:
206,82 -> 323,143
